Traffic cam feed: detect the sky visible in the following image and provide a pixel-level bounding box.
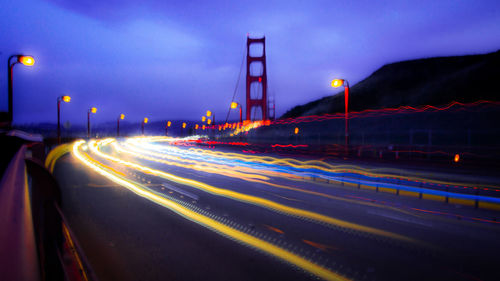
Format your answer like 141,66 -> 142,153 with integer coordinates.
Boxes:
1,0 -> 500,125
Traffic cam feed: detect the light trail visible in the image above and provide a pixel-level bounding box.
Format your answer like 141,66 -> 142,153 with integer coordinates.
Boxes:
127,137 -> 500,201
122,137 -> 500,219
115,141 -> 273,181
180,147 -> 500,194
115,140 -> 423,218
88,139 -> 415,243
72,140 -> 349,281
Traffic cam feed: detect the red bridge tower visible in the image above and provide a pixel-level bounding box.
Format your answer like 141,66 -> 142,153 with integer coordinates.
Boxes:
246,36 -> 268,121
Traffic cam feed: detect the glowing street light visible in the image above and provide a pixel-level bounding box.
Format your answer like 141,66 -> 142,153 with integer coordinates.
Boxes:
206,110 -> 215,125
202,116 -> 206,122
87,107 -> 97,138
181,122 -> 186,136
166,120 -> 171,136
19,56 -> 35,66
117,114 -> 125,137
230,102 -> 242,125
331,78 -> 350,152
142,117 -> 148,135
57,95 -> 71,144
7,55 -> 35,126
207,118 -> 212,125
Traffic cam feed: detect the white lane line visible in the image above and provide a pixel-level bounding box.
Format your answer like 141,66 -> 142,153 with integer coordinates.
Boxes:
162,182 -> 200,200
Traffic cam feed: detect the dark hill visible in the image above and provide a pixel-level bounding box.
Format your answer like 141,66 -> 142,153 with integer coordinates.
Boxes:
281,50 -> 500,118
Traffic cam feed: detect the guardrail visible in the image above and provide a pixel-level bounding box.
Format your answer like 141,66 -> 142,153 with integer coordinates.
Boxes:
0,135 -> 97,281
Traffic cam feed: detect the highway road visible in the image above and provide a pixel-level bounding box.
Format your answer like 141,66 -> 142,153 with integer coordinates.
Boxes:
51,137 -> 500,281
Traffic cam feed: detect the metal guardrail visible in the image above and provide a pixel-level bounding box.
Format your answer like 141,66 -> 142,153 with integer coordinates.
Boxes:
0,136 -> 98,281
0,145 -> 40,281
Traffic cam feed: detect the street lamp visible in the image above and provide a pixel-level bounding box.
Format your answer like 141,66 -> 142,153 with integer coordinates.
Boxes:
230,102 -> 242,126
87,107 -> 97,138
7,55 -> 35,126
206,110 -> 215,125
166,121 -> 171,136
117,114 -> 125,137
57,95 -> 71,144
182,122 -> 186,136
142,117 -> 148,135
331,78 -> 350,153
201,116 -> 206,122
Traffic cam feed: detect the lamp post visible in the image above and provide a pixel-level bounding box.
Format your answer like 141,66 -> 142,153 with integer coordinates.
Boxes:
331,78 -> 350,154
142,117 -> 148,135
117,114 -> 125,137
87,107 -> 97,138
166,121 -> 171,136
182,122 -> 186,136
57,95 -> 71,144
230,102 -> 242,126
7,55 -> 35,126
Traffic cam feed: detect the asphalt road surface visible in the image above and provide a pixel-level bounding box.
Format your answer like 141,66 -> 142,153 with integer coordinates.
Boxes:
52,137 -> 500,281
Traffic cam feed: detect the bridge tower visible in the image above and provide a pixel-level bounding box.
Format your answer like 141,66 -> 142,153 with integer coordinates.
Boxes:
246,36 -> 268,121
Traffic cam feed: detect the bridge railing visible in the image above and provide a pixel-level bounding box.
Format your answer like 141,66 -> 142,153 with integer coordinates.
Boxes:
0,134 -> 98,281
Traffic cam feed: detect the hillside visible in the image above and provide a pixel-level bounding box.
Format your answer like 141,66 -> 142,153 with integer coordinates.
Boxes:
281,50 -> 500,118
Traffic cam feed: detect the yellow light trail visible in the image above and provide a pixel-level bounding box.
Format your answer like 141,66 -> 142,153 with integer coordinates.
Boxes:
118,140 -> 419,217
89,139 -> 416,243
131,137 -> 440,185
183,147 -> 499,190
123,139 -> 307,181
115,142 -> 271,181
119,139 -> 426,218
72,140 -> 349,281
45,143 -> 73,172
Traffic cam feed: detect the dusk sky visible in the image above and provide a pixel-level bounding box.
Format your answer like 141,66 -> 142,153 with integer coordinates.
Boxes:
1,0 -> 499,125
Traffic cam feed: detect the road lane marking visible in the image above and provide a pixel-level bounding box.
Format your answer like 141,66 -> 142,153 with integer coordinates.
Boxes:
162,183 -> 199,200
